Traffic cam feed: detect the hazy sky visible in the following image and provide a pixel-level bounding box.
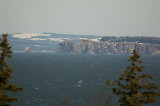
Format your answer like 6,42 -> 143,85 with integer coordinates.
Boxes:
1,0 -> 160,36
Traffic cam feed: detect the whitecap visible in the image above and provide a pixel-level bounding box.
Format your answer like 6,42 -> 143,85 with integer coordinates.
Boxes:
78,80 -> 83,84
35,88 -> 39,90
77,84 -> 81,87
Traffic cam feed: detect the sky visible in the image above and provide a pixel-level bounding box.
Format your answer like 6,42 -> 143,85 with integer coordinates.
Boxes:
0,0 -> 160,37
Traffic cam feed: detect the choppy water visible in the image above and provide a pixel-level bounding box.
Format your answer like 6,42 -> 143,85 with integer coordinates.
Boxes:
8,53 -> 160,106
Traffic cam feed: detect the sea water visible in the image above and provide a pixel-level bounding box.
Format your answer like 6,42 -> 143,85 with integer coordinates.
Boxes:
7,53 -> 160,106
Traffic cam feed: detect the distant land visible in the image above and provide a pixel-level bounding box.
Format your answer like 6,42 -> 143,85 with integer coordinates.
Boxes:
1,33 -> 160,54
55,36 -> 160,54
5,33 -> 100,52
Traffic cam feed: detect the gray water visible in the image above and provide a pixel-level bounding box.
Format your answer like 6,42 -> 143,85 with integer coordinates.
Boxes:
8,53 -> 160,106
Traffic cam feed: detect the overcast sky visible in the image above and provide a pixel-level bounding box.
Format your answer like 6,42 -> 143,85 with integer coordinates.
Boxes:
0,0 -> 160,36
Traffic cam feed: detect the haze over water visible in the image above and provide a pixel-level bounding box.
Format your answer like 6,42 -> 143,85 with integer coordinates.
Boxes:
1,0 -> 160,105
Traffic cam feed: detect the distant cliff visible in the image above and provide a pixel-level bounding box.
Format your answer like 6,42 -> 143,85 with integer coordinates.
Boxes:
55,37 -> 160,54
54,41 -> 76,53
78,39 -> 160,54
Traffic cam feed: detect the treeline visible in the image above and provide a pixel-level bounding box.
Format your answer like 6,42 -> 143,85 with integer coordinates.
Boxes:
100,36 -> 160,44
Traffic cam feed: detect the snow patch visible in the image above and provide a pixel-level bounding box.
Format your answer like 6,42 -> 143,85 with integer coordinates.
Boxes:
12,33 -> 51,39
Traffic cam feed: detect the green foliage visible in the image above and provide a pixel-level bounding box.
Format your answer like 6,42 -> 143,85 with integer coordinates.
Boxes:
0,34 -> 23,106
107,49 -> 160,106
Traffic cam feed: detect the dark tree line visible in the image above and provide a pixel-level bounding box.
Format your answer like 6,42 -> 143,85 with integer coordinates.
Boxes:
100,36 -> 160,44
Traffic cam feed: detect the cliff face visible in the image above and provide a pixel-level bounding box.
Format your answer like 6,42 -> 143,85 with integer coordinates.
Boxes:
78,40 -> 99,54
78,39 -> 160,54
55,37 -> 160,54
54,41 -> 76,53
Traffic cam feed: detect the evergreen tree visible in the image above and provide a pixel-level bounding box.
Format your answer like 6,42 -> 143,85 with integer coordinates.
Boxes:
107,49 -> 160,106
0,34 -> 23,106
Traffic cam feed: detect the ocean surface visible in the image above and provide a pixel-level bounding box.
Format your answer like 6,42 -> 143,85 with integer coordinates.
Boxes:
8,53 -> 160,106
